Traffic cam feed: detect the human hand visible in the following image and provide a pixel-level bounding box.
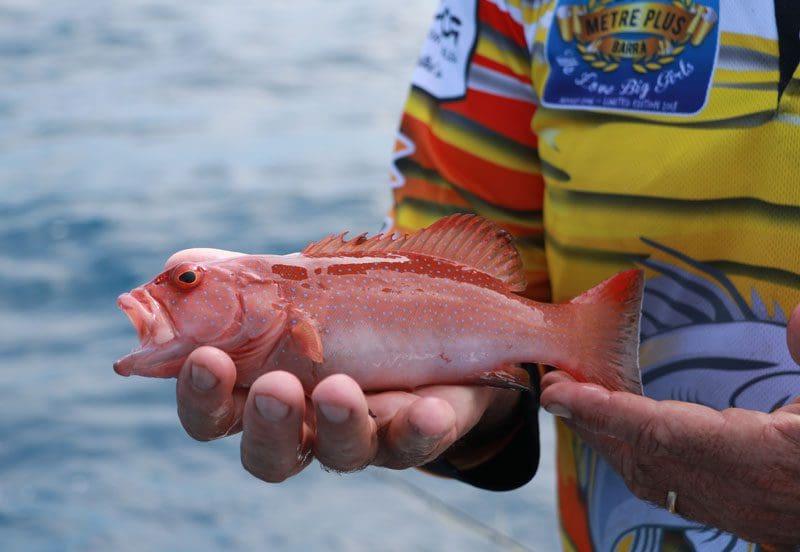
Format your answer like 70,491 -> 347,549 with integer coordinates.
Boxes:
166,249 -> 521,481
539,305 -> 800,547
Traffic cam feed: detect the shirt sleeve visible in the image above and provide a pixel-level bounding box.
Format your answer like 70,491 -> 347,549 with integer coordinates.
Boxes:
388,0 -> 547,489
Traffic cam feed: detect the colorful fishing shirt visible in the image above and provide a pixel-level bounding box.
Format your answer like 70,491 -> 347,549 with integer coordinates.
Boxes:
389,1 -> 800,550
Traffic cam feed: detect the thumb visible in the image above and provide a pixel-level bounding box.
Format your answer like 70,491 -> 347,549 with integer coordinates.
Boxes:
788,304 -> 800,366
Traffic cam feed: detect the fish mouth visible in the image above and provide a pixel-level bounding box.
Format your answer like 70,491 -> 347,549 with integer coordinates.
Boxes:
119,289 -> 177,344
114,289 -> 188,378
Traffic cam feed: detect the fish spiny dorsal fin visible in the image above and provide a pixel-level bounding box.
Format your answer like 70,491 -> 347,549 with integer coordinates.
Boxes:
302,214 -> 527,292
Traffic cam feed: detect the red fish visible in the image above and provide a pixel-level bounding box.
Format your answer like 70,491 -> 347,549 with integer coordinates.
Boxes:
114,215 -> 644,393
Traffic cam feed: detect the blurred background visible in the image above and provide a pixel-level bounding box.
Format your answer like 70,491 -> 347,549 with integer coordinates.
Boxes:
0,1 -> 557,550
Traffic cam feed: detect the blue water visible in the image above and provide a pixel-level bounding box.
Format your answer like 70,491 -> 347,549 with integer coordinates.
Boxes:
0,2 -> 558,550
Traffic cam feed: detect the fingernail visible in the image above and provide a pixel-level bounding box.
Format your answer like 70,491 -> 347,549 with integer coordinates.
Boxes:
255,395 -> 290,422
318,403 -> 350,424
544,403 -> 572,419
190,363 -> 217,391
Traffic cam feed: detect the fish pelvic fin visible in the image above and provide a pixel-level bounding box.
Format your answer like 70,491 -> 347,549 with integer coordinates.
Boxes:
302,214 -> 526,292
471,364 -> 531,391
560,269 -> 644,394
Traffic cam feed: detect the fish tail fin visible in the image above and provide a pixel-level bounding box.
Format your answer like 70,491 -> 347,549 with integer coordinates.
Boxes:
558,269 -> 644,394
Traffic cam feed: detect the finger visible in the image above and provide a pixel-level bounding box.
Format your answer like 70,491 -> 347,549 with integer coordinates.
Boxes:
176,346 -> 247,440
540,369 -> 577,391
362,389 -> 457,466
374,395 -> 458,469
371,385 -> 496,469
364,390 -> 421,429
164,248 -> 245,270
567,418 -> 800,543
311,375 -> 378,472
541,382 -> 747,466
240,371 -> 312,483
788,304 -> 800,366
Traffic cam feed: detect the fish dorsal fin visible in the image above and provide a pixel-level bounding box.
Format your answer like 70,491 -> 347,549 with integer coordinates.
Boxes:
302,214 -> 526,292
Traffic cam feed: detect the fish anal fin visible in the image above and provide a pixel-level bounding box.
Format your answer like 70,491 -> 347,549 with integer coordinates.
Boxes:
290,317 -> 324,364
302,214 -> 526,292
471,364 -> 531,391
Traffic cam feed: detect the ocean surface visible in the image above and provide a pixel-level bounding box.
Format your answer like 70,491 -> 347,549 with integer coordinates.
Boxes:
0,1 -> 558,550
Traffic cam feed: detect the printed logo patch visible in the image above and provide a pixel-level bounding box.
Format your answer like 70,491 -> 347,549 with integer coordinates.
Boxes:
542,0 -> 720,115
411,0 -> 478,100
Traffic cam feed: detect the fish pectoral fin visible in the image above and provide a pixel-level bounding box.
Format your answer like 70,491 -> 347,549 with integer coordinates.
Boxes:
471,364 -> 531,391
290,317 -> 324,364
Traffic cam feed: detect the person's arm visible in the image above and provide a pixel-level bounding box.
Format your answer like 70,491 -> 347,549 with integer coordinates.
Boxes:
539,305 -> 800,546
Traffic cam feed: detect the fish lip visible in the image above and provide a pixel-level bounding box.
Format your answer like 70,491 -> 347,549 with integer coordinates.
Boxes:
118,292 -> 150,341
118,289 -> 176,345
116,288 -> 181,375
113,341 -> 193,378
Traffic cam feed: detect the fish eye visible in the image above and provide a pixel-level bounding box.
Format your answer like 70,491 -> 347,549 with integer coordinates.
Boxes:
172,263 -> 203,290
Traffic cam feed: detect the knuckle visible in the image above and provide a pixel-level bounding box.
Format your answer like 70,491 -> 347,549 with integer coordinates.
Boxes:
317,455 -> 370,474
382,426 -> 455,470
769,413 -> 800,452
182,424 -> 214,442
240,447 -> 294,483
178,410 -> 215,441
314,422 -> 378,472
380,447 -> 432,470
632,417 -> 665,456
630,458 -> 668,490
328,462 -> 370,474
618,454 -> 670,504
373,434 -> 434,469
315,445 -> 372,473
242,460 -> 288,483
179,404 -> 236,442
618,454 -> 639,492
581,410 -> 612,433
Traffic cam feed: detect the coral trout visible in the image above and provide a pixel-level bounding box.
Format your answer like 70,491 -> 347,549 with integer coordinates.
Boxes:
115,215 -> 644,393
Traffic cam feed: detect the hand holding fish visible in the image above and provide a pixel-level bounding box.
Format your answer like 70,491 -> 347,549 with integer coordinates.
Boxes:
175,344 -> 520,478
540,304 -> 800,547
116,215 -> 644,479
